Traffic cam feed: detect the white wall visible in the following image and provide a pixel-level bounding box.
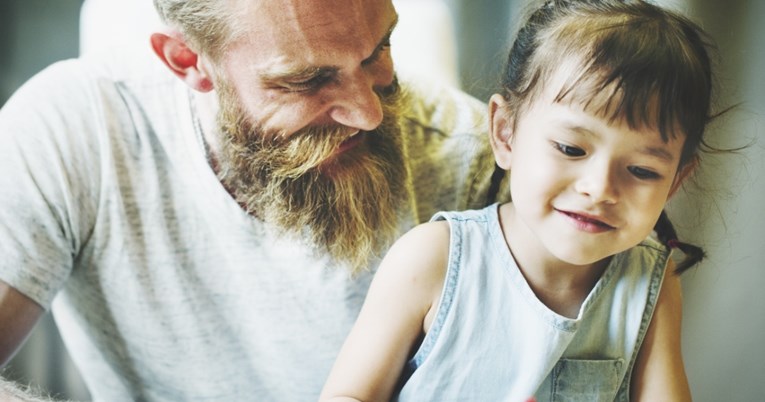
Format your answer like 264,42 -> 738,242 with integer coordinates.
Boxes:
0,1 -> 91,400
669,1 -> 765,401
0,0 -> 83,105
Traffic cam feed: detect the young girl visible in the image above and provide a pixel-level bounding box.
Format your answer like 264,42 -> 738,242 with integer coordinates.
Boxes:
320,0 -> 716,400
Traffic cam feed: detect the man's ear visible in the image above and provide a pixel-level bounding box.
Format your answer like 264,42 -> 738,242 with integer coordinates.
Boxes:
150,31 -> 214,92
489,94 -> 514,170
669,155 -> 698,198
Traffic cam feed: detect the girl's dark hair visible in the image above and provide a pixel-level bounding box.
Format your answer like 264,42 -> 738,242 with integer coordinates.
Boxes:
487,0 -> 717,273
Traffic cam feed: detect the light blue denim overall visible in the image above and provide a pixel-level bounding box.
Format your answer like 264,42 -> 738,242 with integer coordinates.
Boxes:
395,204 -> 669,401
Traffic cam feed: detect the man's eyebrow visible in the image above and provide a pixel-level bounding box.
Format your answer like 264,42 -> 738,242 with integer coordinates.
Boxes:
259,65 -> 338,85
259,14 -> 399,85
363,13 -> 399,63
383,14 -> 399,44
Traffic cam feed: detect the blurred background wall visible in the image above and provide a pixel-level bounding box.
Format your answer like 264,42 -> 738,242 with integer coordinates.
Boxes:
1,3 -> 91,400
1,0 -> 763,401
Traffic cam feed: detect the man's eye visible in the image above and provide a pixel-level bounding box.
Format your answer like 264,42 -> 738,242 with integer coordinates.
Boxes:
553,142 -> 586,157
362,38 -> 392,66
283,75 -> 332,93
628,166 -> 662,180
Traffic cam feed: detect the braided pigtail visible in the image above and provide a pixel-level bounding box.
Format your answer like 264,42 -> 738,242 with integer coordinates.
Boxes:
485,164 -> 507,206
654,210 -> 705,274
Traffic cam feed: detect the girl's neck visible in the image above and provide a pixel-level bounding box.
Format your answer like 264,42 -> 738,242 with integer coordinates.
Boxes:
521,259 -> 609,318
497,203 -> 611,318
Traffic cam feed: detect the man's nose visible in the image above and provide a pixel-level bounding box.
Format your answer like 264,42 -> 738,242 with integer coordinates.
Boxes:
327,68 -> 390,131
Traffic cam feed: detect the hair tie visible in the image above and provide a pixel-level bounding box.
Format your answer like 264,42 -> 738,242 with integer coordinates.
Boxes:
667,239 -> 681,249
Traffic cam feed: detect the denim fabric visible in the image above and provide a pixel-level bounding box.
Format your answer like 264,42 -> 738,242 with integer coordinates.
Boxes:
395,204 -> 668,401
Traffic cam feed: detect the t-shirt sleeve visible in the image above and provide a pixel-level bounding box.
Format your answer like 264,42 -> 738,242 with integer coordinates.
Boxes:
0,60 -> 101,309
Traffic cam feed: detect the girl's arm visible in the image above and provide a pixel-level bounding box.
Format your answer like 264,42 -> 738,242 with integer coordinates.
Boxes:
319,221 -> 451,402
630,259 -> 692,401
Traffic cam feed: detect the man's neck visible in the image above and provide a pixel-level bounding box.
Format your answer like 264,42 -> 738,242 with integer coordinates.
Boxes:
191,90 -> 221,162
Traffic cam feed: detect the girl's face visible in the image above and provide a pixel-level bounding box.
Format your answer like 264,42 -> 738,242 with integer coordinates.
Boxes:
490,75 -> 690,270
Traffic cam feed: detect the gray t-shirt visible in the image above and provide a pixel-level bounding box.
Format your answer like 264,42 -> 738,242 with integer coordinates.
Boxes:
0,47 -> 498,401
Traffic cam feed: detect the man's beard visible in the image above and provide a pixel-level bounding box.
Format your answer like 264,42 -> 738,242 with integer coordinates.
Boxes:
214,79 -> 408,272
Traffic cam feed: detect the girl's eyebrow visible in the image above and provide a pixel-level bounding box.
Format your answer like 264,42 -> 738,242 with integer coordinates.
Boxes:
639,146 -> 676,164
563,123 -> 677,163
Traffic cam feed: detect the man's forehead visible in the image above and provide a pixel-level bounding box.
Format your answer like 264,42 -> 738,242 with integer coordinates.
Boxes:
228,0 -> 397,73
239,0 -> 391,40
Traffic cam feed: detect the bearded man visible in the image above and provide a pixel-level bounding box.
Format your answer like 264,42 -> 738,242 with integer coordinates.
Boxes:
0,0 -> 502,400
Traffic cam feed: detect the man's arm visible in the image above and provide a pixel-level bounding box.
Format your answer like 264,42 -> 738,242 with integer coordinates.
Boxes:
0,281 -> 62,401
0,281 -> 43,367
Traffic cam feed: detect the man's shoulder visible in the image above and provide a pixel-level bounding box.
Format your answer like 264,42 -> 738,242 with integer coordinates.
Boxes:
398,77 -> 487,135
79,44 -> 170,85
4,47 -> 172,115
0,47 -> 184,170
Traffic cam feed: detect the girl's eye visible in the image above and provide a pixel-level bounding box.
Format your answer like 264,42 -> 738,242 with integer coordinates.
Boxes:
553,142 -> 586,157
628,166 -> 662,180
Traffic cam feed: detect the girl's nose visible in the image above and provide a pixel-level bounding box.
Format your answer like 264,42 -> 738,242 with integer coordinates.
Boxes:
574,161 -> 619,204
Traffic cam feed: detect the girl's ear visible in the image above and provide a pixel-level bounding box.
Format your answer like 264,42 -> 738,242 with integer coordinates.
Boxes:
489,94 -> 514,170
150,30 -> 214,92
668,155 -> 699,198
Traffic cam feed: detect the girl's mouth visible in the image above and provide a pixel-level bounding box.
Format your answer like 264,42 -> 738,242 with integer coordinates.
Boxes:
557,209 -> 615,233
